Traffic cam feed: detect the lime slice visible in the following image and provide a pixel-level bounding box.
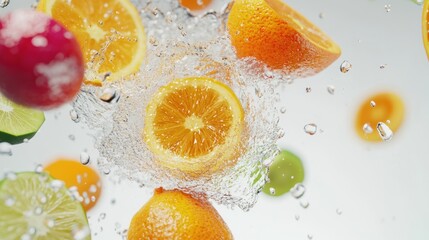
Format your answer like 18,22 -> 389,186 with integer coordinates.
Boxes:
0,95 -> 45,144
0,172 -> 90,240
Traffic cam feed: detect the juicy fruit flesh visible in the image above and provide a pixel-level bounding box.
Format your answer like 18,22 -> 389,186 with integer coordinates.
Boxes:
0,172 -> 90,240
153,86 -> 233,158
0,95 -> 45,144
144,77 -> 244,176
128,188 -> 233,240
38,0 -> 147,82
355,92 -> 405,142
44,159 -> 102,212
262,150 -> 305,197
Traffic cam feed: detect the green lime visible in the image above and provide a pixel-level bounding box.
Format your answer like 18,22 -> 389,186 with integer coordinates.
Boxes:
262,150 -> 305,197
0,172 -> 90,240
0,95 -> 45,144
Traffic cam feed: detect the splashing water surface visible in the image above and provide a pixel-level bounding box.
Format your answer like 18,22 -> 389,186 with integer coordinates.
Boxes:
74,0 -> 286,210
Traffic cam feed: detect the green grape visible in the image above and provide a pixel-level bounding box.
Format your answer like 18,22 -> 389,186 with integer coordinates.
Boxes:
262,150 -> 305,197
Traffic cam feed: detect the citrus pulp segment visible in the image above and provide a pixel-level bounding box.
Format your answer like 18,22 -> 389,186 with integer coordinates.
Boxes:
0,95 -> 45,144
143,77 -> 244,177
37,0 -> 147,84
44,158 -> 102,211
423,0 -> 429,59
128,188 -> 233,240
355,92 -> 405,142
0,172 -> 90,240
227,0 -> 341,77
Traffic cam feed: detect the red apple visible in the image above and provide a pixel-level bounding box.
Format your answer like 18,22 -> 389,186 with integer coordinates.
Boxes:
0,10 -> 84,109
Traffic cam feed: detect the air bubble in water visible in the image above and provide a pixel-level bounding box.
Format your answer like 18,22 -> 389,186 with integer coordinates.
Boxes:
0,142 -> 12,156
290,183 -> 306,199
50,180 -> 65,192
308,234 -> 313,240
304,123 -> 317,135
46,219 -> 56,228
362,123 -> 373,134
34,164 -> 43,173
269,187 -> 276,195
305,87 -> 312,93
294,214 -> 300,221
69,134 -> 76,141
340,60 -> 352,73
34,207 -> 43,215
300,200 -> 310,208
327,85 -> 335,95
280,107 -> 286,114
376,122 -> 393,141
370,100 -> 376,107
80,152 -> 90,165
100,88 -> 118,103
384,4 -> 391,12
0,0 -> 10,8
336,208 -> 343,215
5,196 -> 15,206
103,168 -> 111,175
70,109 -> 80,123
379,64 -> 387,69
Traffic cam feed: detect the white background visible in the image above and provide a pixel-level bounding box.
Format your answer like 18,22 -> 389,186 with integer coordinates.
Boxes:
1,0 -> 429,239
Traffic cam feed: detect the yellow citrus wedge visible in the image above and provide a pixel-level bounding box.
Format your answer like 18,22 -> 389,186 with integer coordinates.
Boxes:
143,77 -> 244,177
227,0 -> 341,77
355,92 -> 405,142
37,0 -> 146,85
423,0 -> 429,59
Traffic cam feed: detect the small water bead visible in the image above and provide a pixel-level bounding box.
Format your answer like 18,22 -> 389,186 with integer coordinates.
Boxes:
370,100 -> 376,107
304,123 -> 317,135
34,164 -> 43,173
100,88 -> 119,103
79,152 -> 90,165
50,180 -> 65,192
0,0 -> 10,8
327,85 -> 335,95
5,196 -> 15,206
319,12 -> 324,19
305,87 -> 312,93
98,213 -> 106,221
269,187 -> 276,195
46,219 -> 56,228
294,214 -> 300,221
384,4 -> 391,12
300,200 -> 310,209
376,122 -> 393,141
70,109 -> 80,123
28,227 -> 37,235
0,142 -> 12,155
340,60 -> 352,73
362,123 -> 373,134
72,226 -> 91,240
336,208 -> 343,215
68,134 -> 76,141
103,168 -> 111,175
91,196 -> 96,202
290,183 -> 306,199
37,193 -> 47,204
31,36 -> 48,47
307,234 -> 313,240
34,206 -> 43,215
379,64 -> 387,69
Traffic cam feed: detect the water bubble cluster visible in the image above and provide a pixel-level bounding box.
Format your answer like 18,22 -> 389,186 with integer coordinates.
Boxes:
0,0 -> 10,8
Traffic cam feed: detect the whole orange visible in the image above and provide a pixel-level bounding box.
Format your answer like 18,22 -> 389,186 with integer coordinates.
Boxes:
128,188 -> 233,240
227,0 -> 341,77
44,158 -> 102,211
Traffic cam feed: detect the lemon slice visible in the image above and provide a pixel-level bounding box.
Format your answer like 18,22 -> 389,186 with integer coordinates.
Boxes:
37,0 -> 147,85
0,172 -> 90,240
143,77 -> 244,177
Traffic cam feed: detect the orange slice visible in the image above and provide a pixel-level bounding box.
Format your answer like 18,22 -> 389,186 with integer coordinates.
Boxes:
179,0 -> 213,11
143,77 -> 244,177
423,0 -> 429,59
355,92 -> 405,142
227,0 -> 341,77
37,0 -> 146,85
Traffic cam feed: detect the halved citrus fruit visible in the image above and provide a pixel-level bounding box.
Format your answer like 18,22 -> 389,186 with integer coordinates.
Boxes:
0,172 -> 90,240
355,92 -> 405,142
37,0 -> 146,85
44,158 -> 102,212
227,0 -> 341,77
143,77 -> 244,177
423,0 -> 429,59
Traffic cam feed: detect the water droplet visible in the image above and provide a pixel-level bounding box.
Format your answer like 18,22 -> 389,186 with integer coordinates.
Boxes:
327,85 -> 335,95
384,4 -> 391,12
99,213 -> 106,221
31,36 -> 48,47
72,226 -> 90,240
290,183 -> 306,199
28,227 -> 36,235
103,168 -> 111,175
280,107 -> 286,114
362,123 -> 373,134
0,0 -> 10,8
319,12 -> 324,19
386,119 -> 391,124
300,200 -> 310,209
336,208 -> 343,215
38,193 -> 47,204
379,64 -> 387,69
23,138 -> 29,143
100,88 -> 118,103
46,219 -> 55,228
305,87 -> 312,93
34,164 -> 43,173
5,196 -> 15,206
0,142 -> 12,156
21,234 -> 31,240
294,214 -> 300,221
340,60 -> 352,73
111,199 -> 116,205
308,234 -> 313,240
80,152 -> 90,165
376,122 -> 393,141
34,207 -> 43,215
370,100 -> 376,107
50,180 -> 65,192
304,123 -> 317,135
91,196 -> 96,202
269,187 -> 276,195
68,134 -> 76,141
70,109 -> 80,123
